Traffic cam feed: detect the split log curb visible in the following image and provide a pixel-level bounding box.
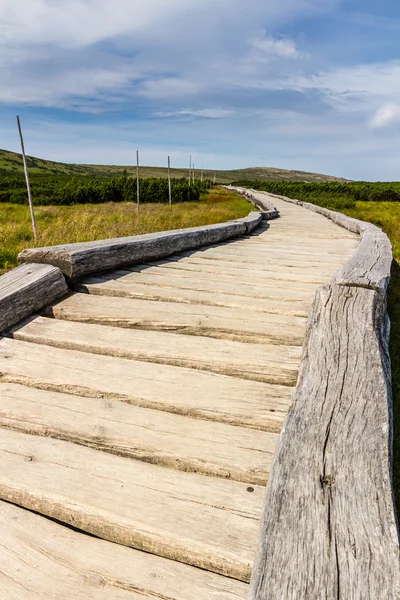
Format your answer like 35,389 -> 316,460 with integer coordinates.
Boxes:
247,191 -> 400,599
1,197 -> 272,333
17,209 -> 269,281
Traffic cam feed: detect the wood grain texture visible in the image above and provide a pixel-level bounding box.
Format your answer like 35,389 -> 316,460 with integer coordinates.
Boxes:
333,225 -> 392,294
0,263 -> 67,333
0,337 -> 293,431
47,292 -> 307,345
250,285 -> 400,599
0,428 -> 263,582
0,382 -> 278,484
18,212 -> 263,279
10,315 -> 301,385
0,501 -> 248,599
244,188 -> 399,600
262,192 -> 392,294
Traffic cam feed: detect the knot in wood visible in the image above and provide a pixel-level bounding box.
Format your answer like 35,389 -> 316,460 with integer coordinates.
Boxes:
320,474 -> 335,488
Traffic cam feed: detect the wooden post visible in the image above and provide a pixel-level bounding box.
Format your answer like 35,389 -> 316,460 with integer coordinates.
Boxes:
168,156 -> 172,207
201,167 -> 203,182
136,150 -> 140,212
189,155 -> 191,186
213,172 -> 216,185
16,116 -> 37,241
192,164 -> 195,183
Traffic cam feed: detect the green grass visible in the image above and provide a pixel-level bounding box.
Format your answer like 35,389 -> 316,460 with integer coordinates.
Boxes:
0,187 -> 251,274
0,148 -> 347,182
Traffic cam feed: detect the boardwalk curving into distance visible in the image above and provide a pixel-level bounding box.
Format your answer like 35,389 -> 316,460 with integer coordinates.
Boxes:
0,197 -> 359,598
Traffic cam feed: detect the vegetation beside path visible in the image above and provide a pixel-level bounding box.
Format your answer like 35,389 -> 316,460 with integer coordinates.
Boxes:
0,187 -> 250,275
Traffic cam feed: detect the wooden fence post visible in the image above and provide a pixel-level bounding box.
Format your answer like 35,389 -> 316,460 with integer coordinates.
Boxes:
168,156 -> 172,207
16,116 -> 37,241
136,150 -> 140,212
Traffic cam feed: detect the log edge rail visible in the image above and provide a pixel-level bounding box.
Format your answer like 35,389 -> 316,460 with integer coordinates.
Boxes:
0,194 -> 277,334
234,190 -> 400,600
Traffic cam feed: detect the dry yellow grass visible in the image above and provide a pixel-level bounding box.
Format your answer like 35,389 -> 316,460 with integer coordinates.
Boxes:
0,188 -> 251,274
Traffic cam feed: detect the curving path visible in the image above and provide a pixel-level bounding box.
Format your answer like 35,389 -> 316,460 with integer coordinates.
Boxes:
0,197 -> 359,598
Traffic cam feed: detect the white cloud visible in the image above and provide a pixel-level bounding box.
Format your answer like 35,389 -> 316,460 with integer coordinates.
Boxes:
155,108 -> 236,118
370,104 -> 400,128
251,31 -> 304,59
139,78 -> 203,100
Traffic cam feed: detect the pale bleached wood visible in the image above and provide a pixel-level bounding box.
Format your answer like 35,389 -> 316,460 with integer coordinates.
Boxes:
78,268 -> 316,301
0,428 -> 263,582
0,338 -> 292,431
11,315 -> 301,385
250,286 -> 399,599
0,382 -> 278,484
137,260 -> 333,288
74,277 -> 309,317
157,256 -> 338,284
48,292 -> 307,345
123,263 -> 322,293
18,212 -> 263,279
333,225 -> 392,294
0,263 -> 68,333
0,500 -> 248,599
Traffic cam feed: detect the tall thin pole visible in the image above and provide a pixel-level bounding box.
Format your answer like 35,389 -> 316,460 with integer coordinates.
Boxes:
201,166 -> 203,182
189,154 -> 191,186
16,116 -> 37,241
136,150 -> 140,211
192,164 -> 195,183
168,155 -> 172,207
213,172 -> 216,185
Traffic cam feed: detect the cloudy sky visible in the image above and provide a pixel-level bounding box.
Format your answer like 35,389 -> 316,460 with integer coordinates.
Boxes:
1,0 -> 400,180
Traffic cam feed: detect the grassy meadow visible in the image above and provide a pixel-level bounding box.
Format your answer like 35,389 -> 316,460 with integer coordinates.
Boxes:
0,187 -> 251,274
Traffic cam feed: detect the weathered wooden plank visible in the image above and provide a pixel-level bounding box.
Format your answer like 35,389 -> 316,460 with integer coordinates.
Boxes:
250,285 -> 400,599
0,263 -> 67,333
0,428 -> 263,582
0,338 -> 293,431
166,252 -> 342,275
333,225 -> 393,294
158,255 -> 342,282
78,269 -> 316,301
75,278 -> 309,316
139,259 -> 329,286
11,316 -> 301,385
48,293 -> 307,345
18,212 -> 263,279
0,382 -> 278,484
0,501 -> 248,599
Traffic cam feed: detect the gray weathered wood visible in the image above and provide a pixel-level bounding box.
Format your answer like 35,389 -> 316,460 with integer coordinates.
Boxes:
333,225 -> 392,294
0,337 -> 293,431
259,191 -> 393,294
250,284 -> 400,599
0,428 -> 263,582
0,500 -> 248,599
18,212 -> 263,279
11,315 -> 301,385
0,263 -> 68,333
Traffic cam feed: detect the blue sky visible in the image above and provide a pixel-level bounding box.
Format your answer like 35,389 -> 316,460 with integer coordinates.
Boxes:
1,0 -> 400,180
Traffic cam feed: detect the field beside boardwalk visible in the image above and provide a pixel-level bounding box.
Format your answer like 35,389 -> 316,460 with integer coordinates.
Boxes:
0,187 -> 250,274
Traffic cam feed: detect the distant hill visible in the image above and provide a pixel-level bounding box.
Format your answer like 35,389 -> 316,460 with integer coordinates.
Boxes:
0,149 -> 348,183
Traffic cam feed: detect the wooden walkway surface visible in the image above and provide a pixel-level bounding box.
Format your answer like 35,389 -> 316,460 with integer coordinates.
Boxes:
0,198 -> 359,598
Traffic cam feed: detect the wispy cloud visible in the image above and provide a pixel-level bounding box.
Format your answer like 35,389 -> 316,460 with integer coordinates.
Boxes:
370,104 -> 400,129
250,31 -> 305,59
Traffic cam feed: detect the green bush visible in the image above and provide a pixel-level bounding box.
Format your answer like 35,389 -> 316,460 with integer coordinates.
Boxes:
0,172 -> 212,206
233,180 -> 400,211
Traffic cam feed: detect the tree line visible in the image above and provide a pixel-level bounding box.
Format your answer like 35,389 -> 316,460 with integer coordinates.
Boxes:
233,180 -> 400,211
0,171 -> 212,206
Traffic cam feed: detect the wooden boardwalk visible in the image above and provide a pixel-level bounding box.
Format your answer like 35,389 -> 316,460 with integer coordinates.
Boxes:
0,198 -> 359,598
